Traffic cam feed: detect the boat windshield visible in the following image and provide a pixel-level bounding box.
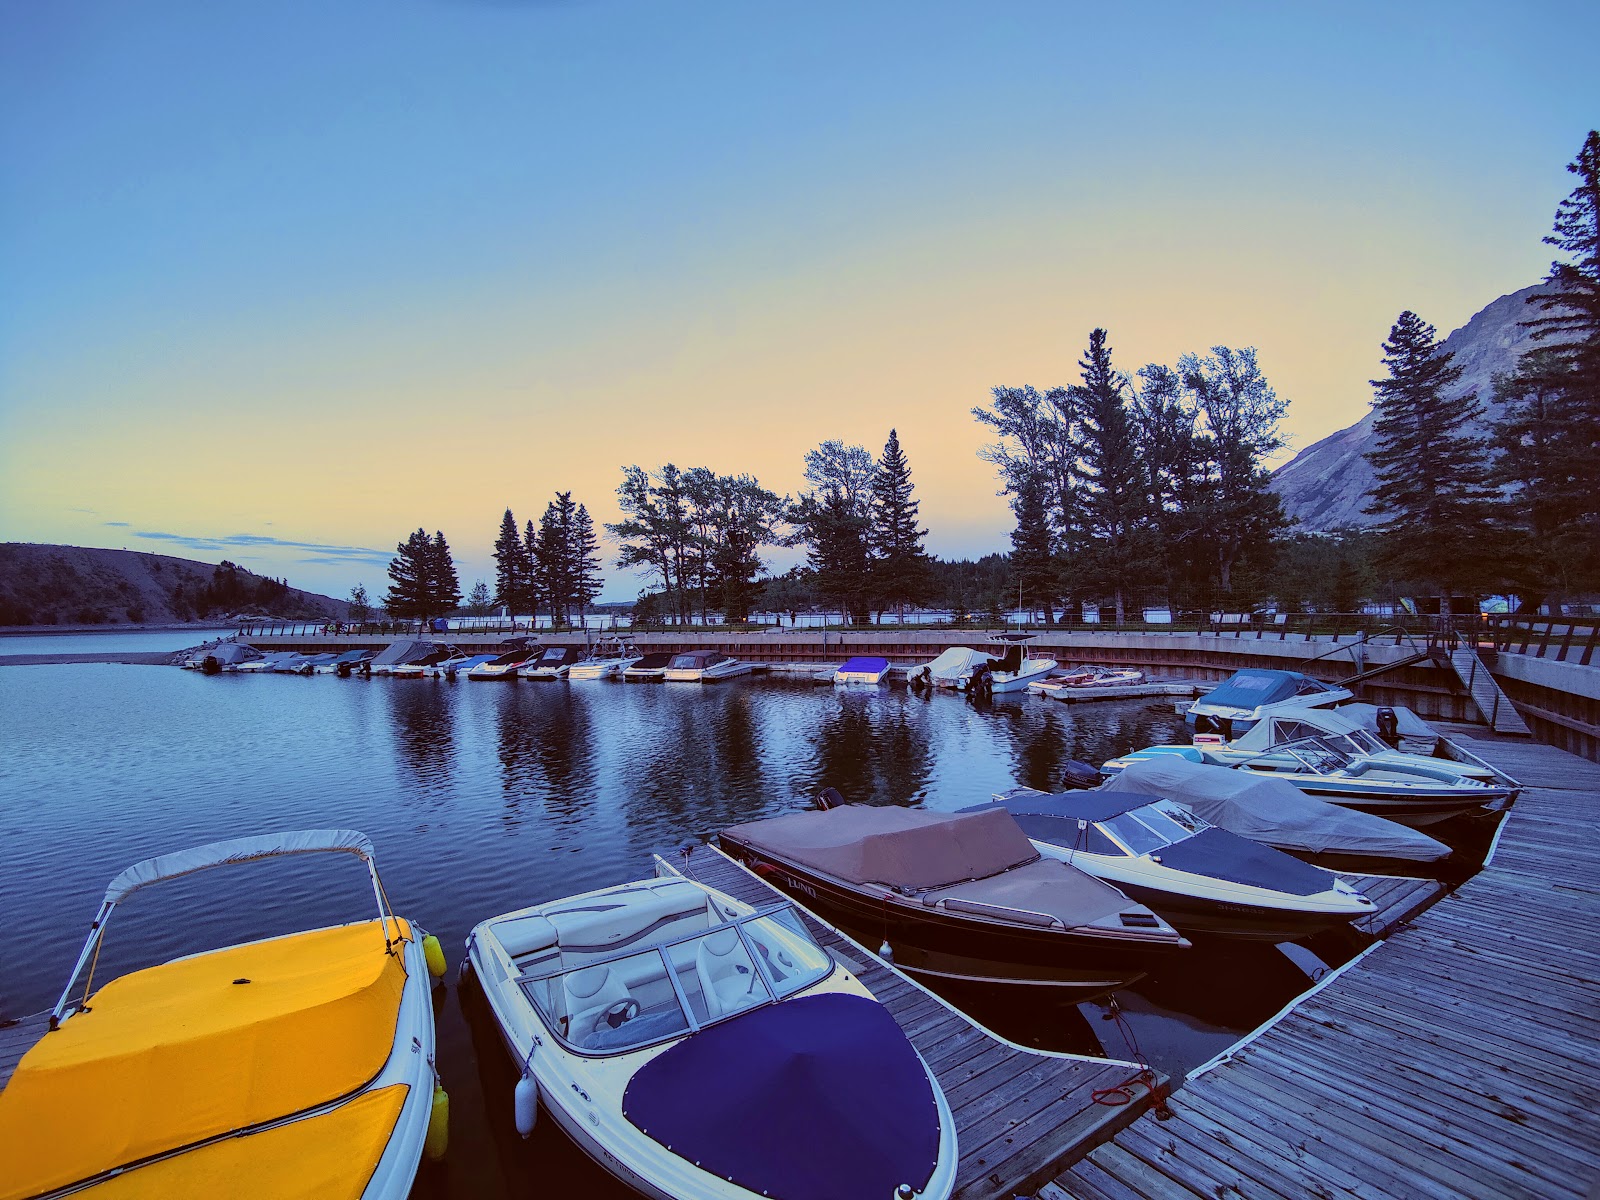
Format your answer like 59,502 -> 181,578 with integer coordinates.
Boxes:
1277,736 -> 1354,774
1100,799 -> 1209,856
518,905 -> 832,1057
1100,813 -> 1169,856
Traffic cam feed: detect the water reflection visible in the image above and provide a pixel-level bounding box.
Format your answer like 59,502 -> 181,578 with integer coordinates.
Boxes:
802,687 -> 933,806
386,681 -> 458,801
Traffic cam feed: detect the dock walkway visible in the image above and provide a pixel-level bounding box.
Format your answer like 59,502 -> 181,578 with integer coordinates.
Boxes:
1047,733 -> 1600,1200
663,844 -> 1159,1200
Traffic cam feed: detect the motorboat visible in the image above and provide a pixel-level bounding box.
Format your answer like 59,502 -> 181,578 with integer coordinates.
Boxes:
1283,703 -> 1519,794
718,802 -> 1189,987
623,652 -> 674,681
283,652 -> 341,676
662,651 -> 752,682
320,649 -> 377,675
0,830 -> 448,1199
392,647 -> 471,679
367,639 -> 436,677
1185,668 -> 1352,735
234,651 -> 305,674
958,634 -> 1056,695
518,645 -> 586,679
1098,755 -> 1451,865
908,646 -> 992,690
1102,737 -> 1503,826
970,787 -> 1374,941
834,656 -> 891,685
1028,666 -> 1144,697
187,642 -> 265,672
467,645 -> 544,679
463,874 -> 958,1200
568,638 -> 645,680
266,653 -> 317,674
436,653 -> 499,679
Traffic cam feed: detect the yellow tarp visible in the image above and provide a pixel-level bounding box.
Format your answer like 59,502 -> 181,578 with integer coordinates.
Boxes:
0,919 -> 409,1200
69,1085 -> 409,1200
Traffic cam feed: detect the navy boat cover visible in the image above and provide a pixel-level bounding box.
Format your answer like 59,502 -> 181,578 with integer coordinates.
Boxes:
838,656 -> 889,672
621,992 -> 940,1200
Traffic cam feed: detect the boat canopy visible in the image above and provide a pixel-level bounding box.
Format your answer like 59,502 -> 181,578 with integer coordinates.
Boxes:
621,993 -> 940,1200
1196,669 -> 1340,711
837,655 -> 889,673
668,650 -> 726,669
105,829 -> 376,904
723,805 -> 1037,891
630,652 -> 674,669
368,638 -> 432,667
203,642 -> 258,665
1100,757 -> 1449,861
923,646 -> 991,678
1335,702 -> 1443,740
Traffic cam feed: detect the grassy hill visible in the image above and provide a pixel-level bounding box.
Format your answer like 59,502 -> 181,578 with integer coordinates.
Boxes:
0,543 -> 349,627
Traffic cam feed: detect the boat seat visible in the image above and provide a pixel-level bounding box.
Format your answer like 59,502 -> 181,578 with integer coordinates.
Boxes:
495,915 -> 558,961
547,881 -> 709,963
694,927 -> 762,1018
561,964 -> 637,1045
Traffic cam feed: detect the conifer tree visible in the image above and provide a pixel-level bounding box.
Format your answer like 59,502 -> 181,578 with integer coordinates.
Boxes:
1364,312 -> 1495,609
869,429 -> 932,622
1008,471 -> 1056,621
384,529 -> 435,618
791,442 -> 875,624
428,531 -> 461,614
1071,329 -> 1152,624
571,504 -> 604,615
492,508 -> 524,615
535,494 -> 576,626
523,518 -> 541,622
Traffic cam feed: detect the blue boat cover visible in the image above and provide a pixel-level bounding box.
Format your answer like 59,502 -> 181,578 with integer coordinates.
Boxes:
621,992 -> 940,1200
1199,669 -> 1332,711
838,656 -> 889,673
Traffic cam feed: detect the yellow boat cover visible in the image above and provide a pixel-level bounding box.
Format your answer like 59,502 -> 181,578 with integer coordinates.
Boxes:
0,919 -> 409,1200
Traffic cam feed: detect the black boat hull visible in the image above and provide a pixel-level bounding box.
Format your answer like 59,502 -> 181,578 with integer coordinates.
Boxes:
1108,879 -> 1364,942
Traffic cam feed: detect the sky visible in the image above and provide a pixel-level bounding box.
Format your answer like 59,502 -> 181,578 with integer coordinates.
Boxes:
2,1 -> 1596,603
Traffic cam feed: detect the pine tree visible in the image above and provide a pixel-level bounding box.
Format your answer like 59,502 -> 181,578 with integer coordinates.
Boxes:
1364,312 -> 1496,608
1008,471 -> 1056,621
1071,329 -> 1152,625
869,429 -> 932,621
792,442 -> 875,624
523,518 -> 541,622
384,529 -> 435,618
535,493 -> 577,626
571,504 -> 604,614
428,532 -> 461,614
492,508 -> 523,614
467,581 -> 492,615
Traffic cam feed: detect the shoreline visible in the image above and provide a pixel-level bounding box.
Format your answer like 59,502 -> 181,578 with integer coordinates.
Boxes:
0,651 -> 177,667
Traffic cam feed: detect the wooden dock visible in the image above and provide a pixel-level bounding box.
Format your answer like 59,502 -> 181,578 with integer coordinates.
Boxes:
662,843 -> 1164,1200
0,1011 -> 49,1092
1047,732 -> 1600,1200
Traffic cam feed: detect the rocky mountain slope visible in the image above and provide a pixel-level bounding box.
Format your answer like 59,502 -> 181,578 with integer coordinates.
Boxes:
0,543 -> 349,627
1270,284 -> 1546,530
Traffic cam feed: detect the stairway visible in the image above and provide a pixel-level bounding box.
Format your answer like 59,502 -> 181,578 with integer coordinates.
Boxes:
1448,644 -> 1532,736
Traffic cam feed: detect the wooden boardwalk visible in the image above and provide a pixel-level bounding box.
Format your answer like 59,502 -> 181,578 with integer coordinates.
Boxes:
0,1011 -> 50,1092
1048,733 -> 1600,1200
664,844 -> 1162,1200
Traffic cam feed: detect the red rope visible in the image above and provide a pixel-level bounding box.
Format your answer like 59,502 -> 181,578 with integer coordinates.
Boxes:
1092,997 -> 1172,1119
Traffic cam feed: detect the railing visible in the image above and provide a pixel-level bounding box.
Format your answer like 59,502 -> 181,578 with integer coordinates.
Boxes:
1474,615 -> 1600,666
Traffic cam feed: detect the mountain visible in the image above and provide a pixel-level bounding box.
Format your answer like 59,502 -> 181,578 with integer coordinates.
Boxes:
1270,285 -> 1546,531
0,543 -> 350,627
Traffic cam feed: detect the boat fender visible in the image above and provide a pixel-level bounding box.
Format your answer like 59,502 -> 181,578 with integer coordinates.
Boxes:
425,1085 -> 450,1161
514,1073 -> 539,1138
878,939 -> 894,963
423,934 -> 448,980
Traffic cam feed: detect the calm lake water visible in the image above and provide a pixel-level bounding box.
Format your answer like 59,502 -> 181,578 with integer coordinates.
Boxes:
0,656 -> 1429,1197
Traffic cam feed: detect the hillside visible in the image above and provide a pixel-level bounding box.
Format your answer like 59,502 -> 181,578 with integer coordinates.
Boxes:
0,544 -> 349,627
1270,285 -> 1546,530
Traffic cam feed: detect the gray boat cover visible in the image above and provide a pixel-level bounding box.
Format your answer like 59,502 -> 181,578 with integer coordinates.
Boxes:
724,805 -> 1038,891
1336,703 -> 1441,740
1100,757 -> 1449,862
369,638 -> 433,667
204,642 -> 258,665
105,829 -> 376,904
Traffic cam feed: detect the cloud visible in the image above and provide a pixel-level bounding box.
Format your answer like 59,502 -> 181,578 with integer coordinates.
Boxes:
133,530 -> 390,564
103,521 -> 131,527
70,506 -> 97,514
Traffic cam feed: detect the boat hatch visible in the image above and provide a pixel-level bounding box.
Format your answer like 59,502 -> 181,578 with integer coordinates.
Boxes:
516,905 -> 832,1057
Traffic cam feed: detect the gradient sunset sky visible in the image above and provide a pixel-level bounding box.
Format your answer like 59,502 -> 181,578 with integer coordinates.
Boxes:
3,1 -> 1596,602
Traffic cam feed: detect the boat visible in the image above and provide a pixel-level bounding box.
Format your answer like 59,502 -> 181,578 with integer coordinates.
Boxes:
833,656 -> 891,685
568,638 -> 645,680
969,787 -> 1375,941
285,652 -> 341,676
392,647 -> 471,679
0,830 -> 449,1200
186,643 -> 265,672
437,653 -> 499,679
1028,666 -> 1145,697
907,646 -> 992,690
467,645 -> 544,679
1098,754 -> 1452,865
1184,668 -> 1352,735
1290,702 -> 1520,794
1102,737 -> 1503,826
958,633 -> 1057,695
234,651 -> 305,674
717,802 -> 1189,988
662,650 -> 752,682
319,649 -> 377,675
367,639 -> 437,677
463,873 -> 958,1200
518,645 -> 586,679
622,652 -> 675,681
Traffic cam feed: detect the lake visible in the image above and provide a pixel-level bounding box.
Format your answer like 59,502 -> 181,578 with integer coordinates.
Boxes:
0,654 -> 1401,1198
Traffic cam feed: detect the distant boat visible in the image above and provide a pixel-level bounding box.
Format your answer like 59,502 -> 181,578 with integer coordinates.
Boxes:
393,646 -> 471,678
234,651 -> 304,674
833,655 -> 890,685
958,633 -> 1057,695
367,639 -> 436,677
186,642 -> 264,672
519,645 -> 585,679
1029,666 -> 1144,696
622,651 -> 674,681
321,648 -> 377,675
568,637 -> 644,680
662,650 -> 752,682
285,652 -> 341,676
1185,668 -> 1352,735
467,645 -> 544,679
437,653 -> 499,679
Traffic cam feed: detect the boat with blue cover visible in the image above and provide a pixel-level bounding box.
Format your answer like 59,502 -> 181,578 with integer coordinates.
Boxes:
1185,668 -> 1352,735
970,788 -> 1374,941
834,655 -> 891,685
464,874 -> 957,1200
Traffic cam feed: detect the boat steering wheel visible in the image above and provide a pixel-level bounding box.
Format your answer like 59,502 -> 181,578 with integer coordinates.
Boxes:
599,999 -> 641,1030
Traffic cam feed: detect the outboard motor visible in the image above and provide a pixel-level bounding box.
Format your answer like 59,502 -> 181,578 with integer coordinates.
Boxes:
336,661 -> 352,677
815,786 -> 846,811
200,655 -> 221,675
1060,760 -> 1101,790
1375,706 -> 1401,748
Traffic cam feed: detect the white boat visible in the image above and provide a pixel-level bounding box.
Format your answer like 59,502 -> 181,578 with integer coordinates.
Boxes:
568,638 -> 645,680
393,647 -> 472,678
320,649 -> 378,675
185,643 -> 265,672
662,650 -> 752,682
518,645 -> 586,679
833,655 -> 891,685
0,830 -> 449,1199
234,651 -> 304,674
977,788 -> 1374,941
467,645 -> 544,679
1185,668 -> 1352,735
464,873 -> 958,1200
1028,666 -> 1145,697
908,646 -> 992,690
622,652 -> 675,680
367,639 -> 437,676
958,634 -> 1056,695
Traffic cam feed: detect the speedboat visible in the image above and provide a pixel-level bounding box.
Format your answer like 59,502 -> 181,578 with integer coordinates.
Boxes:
187,643 -> 266,672
467,645 -> 544,679
367,639 -> 437,677
0,830 -> 449,1199
834,656 -> 891,685
1028,666 -> 1144,697
958,634 -> 1056,695
662,651 -> 752,682
518,645 -> 586,679
393,647 -> 471,679
234,651 -> 304,674
970,787 -> 1375,941
1185,668 -> 1352,736
568,638 -> 645,680
267,653 -> 318,674
463,874 -> 958,1200
1103,736 -> 1503,825
434,653 -> 498,679
623,652 -> 674,681
718,801 -> 1189,987
286,652 -> 341,676
908,646 -> 992,690
320,649 -> 377,675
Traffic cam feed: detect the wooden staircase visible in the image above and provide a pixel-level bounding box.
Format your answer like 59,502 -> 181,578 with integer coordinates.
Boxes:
1448,643 -> 1531,735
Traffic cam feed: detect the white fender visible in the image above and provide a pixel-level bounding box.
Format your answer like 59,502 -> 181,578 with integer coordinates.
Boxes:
514,1073 -> 539,1138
